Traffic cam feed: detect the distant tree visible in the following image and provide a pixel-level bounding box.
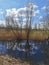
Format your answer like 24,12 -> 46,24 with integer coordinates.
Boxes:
44,1 -> 49,64
41,1 -> 49,65
42,1 -> 49,30
34,23 -> 37,30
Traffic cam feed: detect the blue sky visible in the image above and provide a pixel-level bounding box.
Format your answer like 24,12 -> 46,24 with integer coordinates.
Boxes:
0,0 -> 48,26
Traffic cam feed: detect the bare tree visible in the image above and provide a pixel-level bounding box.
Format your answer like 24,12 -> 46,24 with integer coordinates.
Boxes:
24,3 -> 33,62
17,12 -> 23,40
5,2 -> 34,64
5,10 -> 24,50
5,14 -> 20,49
25,2 -> 33,47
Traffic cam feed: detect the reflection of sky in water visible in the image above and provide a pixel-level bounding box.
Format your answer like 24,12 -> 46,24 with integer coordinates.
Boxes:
0,40 -> 48,61
30,43 -> 42,54
0,40 -> 49,54
0,44 -> 7,54
16,41 -> 43,55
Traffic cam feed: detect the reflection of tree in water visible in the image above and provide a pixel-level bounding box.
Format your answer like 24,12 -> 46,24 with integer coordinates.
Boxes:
41,40 -> 49,65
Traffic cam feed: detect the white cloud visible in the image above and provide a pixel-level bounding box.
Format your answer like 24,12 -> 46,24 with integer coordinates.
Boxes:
6,3 -> 39,17
42,6 -> 46,10
5,3 -> 40,28
6,7 -> 39,17
6,8 -> 17,16
33,4 -> 38,9
6,7 -> 31,17
17,7 -> 27,12
0,11 -> 3,14
39,16 -> 43,19
0,9 -> 4,14
35,10 -> 40,14
33,10 -> 40,16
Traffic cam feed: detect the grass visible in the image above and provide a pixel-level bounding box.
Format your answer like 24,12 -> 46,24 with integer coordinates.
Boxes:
0,28 -> 49,41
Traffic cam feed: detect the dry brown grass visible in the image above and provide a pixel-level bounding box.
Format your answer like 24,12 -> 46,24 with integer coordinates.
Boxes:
0,28 -> 49,41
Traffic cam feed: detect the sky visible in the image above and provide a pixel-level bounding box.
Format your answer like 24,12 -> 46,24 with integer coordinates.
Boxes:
0,0 -> 48,27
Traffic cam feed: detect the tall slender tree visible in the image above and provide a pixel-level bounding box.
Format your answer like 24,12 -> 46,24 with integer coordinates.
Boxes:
25,2 -> 33,61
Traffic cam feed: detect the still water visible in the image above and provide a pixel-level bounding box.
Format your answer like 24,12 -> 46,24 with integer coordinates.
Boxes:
0,40 -> 49,62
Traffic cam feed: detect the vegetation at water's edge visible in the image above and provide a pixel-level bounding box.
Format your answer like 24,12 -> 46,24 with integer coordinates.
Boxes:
0,28 -> 49,41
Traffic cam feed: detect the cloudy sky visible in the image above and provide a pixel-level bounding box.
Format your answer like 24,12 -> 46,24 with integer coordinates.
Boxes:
0,0 -> 48,26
